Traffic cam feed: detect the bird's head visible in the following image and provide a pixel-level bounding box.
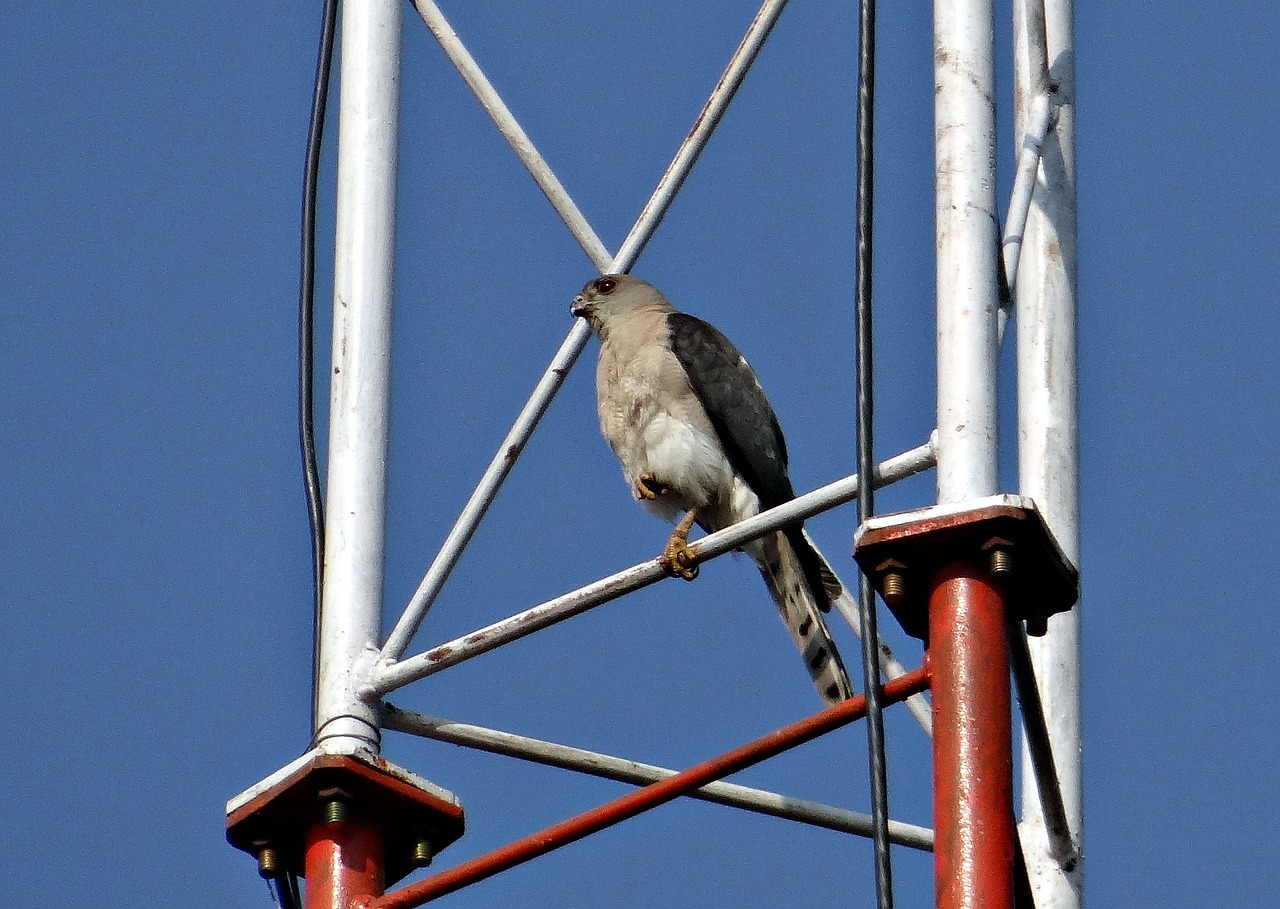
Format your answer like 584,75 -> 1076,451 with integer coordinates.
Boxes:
571,274 -> 672,334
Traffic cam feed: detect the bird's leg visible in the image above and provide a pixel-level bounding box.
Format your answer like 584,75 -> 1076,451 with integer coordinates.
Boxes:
662,508 -> 701,581
634,472 -> 673,501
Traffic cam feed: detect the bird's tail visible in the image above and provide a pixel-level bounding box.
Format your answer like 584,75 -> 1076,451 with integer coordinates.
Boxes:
755,532 -> 855,705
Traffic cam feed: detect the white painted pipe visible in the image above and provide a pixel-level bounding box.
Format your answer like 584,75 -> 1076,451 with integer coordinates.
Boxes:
1014,0 -> 1084,901
313,0 -> 403,755
934,0 -> 1001,503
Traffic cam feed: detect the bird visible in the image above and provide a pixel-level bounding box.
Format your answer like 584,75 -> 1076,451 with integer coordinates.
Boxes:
571,273 -> 855,704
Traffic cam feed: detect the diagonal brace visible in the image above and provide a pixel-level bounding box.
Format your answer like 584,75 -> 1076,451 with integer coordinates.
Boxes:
382,703 -> 933,850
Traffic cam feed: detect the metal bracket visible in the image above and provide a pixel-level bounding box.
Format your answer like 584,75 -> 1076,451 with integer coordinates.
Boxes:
226,749 -> 465,886
853,494 -> 1078,640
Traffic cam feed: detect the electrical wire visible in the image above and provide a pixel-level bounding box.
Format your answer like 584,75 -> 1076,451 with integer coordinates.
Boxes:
266,874 -> 301,909
300,0 -> 339,733
853,0 -> 895,906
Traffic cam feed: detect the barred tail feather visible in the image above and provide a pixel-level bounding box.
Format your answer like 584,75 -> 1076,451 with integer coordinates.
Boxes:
755,532 -> 855,705
802,530 -> 935,736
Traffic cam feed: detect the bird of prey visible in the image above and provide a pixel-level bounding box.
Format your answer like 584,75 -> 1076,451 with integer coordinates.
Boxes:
571,274 -> 854,704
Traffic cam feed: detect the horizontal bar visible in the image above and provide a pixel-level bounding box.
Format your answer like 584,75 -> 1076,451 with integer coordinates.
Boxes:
369,666 -> 932,909
1008,623 -> 1078,868
361,439 -> 936,698
382,704 -> 933,851
380,0 -> 794,665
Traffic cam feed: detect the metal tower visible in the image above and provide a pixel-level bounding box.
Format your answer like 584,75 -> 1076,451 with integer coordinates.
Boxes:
226,1 -> 1082,908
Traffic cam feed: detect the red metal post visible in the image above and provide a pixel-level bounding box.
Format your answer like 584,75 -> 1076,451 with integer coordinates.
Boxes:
305,812 -> 386,909
929,560 -> 1014,909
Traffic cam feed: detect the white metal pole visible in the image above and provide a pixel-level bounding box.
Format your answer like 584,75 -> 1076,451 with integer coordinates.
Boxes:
1014,0 -> 1083,902
314,0 -> 403,755
934,0 -> 1000,502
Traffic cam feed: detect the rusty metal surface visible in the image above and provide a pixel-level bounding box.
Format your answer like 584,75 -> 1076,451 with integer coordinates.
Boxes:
930,564 -> 1015,909
226,751 -> 464,888
853,495 -> 1078,639
305,815 -> 385,909
369,667 -> 931,909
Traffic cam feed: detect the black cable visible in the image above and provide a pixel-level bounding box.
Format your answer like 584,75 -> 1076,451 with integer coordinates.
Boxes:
266,874 -> 300,909
300,0 -> 339,733
853,0 -> 894,906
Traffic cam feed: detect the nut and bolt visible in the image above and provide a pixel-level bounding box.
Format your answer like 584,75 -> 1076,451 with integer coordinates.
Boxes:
257,847 -> 280,880
322,798 -> 348,826
881,571 -> 906,606
410,838 -> 434,869
989,546 -> 1013,578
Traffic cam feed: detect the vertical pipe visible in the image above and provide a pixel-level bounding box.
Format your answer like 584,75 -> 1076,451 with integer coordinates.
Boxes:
932,4 -> 1007,905
929,563 -> 1015,909
1014,0 -> 1083,903
933,0 -> 1000,504
304,813 -> 386,909
315,0 -> 404,755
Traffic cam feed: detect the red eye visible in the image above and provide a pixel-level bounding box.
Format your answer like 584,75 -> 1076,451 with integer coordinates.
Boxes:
595,277 -> 617,295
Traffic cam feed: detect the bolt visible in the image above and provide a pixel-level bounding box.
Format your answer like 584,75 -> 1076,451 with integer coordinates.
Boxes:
989,547 -> 1013,578
410,838 -> 434,868
323,798 -> 348,826
257,847 -> 280,880
881,571 -> 906,606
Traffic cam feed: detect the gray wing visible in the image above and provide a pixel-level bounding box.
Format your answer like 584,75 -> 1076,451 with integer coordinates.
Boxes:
667,311 -> 833,610
666,312 -> 794,509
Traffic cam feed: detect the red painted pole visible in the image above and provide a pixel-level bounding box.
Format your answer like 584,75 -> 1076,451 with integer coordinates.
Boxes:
369,667 -> 931,909
305,812 -> 385,909
929,560 -> 1014,909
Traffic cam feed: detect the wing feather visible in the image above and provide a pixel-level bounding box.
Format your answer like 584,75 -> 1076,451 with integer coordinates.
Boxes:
666,312 -> 793,508
667,312 -> 833,610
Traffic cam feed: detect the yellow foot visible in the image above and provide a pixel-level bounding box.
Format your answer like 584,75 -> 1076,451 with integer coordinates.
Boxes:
660,509 -> 700,581
634,472 -> 672,501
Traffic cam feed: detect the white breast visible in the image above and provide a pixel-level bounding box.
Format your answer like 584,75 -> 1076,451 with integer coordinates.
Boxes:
596,329 -> 739,526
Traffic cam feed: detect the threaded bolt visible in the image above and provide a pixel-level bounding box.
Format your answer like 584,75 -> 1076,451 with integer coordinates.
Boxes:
323,798 -> 348,826
881,571 -> 906,606
257,847 -> 280,880
989,547 -> 1013,578
410,838 -> 434,869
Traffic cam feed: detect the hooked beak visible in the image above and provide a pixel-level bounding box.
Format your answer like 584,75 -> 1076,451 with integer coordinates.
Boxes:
570,294 -> 591,318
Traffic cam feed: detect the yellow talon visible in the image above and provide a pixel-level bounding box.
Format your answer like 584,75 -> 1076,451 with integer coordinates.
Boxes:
661,508 -> 701,581
635,472 -> 670,501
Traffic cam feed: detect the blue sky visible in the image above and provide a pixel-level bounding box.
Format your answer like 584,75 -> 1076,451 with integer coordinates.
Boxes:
3,1 -> 1277,907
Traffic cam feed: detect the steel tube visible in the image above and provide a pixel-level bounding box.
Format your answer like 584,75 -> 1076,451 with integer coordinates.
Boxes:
611,0 -> 790,269
379,0 -> 792,664
304,814 -> 385,909
369,667 -> 931,909
378,319 -> 593,664
314,0 -> 403,754
1007,626 -> 1076,865
1014,0 -> 1083,902
364,442 -> 936,698
410,0 -> 612,271
382,706 -> 934,851
933,0 -> 1000,504
831,595 -> 933,734
999,88 -> 1052,334
929,563 -> 1015,909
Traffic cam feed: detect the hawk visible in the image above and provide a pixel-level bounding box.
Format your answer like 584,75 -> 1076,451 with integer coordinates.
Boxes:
571,274 -> 854,704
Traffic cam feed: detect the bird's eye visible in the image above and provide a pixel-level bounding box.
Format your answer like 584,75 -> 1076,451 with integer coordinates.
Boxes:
595,277 -> 617,295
